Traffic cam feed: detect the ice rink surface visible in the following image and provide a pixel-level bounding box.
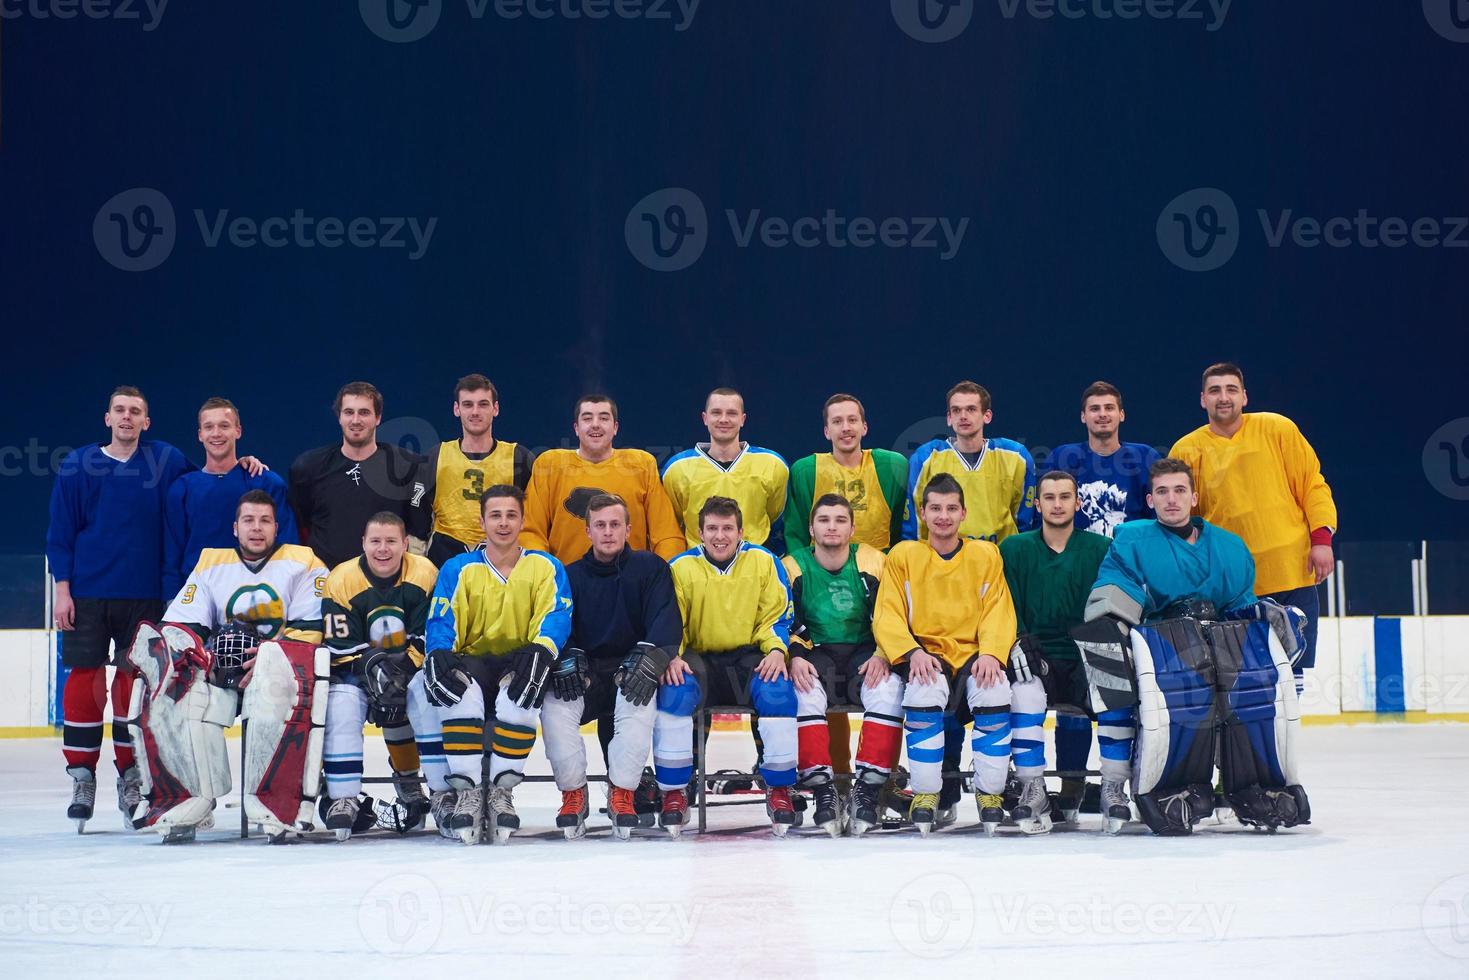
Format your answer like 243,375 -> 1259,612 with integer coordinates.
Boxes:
3,722 -> 1468,978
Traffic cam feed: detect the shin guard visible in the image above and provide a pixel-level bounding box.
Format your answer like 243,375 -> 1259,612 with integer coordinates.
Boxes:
240,640 -> 328,834
1130,618 -> 1218,835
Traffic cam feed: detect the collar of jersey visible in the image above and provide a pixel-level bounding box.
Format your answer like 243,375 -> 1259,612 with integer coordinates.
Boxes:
476,546 -> 524,583
697,542 -> 746,574
945,436 -> 988,470
695,442 -> 748,469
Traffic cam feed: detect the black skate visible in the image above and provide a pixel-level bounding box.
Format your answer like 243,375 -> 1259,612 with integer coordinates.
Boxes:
390,771 -> 431,831
1101,779 -> 1132,836
1011,776 -> 1053,836
325,796 -> 361,841
632,767 -> 660,828
976,793 -> 1004,837
487,785 -> 520,843
66,766 -> 96,833
811,782 -> 843,837
116,766 -> 142,832
444,776 -> 482,845
430,789 -> 458,841
848,772 -> 884,837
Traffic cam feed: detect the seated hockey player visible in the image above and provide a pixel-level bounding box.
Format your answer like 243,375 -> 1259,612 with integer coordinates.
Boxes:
997,471 -> 1113,833
651,496 -> 800,836
1074,457 -> 1309,836
125,489 -> 329,842
541,493 -> 682,840
319,511 -> 439,840
869,474 -> 1046,836
406,484 -> 572,845
781,493 -> 886,836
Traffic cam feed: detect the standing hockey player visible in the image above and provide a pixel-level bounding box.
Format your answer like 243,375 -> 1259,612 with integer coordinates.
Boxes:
289,382 -> 429,570
48,386 -> 192,830
1074,458 -> 1310,835
407,484 -> 573,845
870,475 -> 1045,836
521,394 -> 684,562
662,388 -> 789,551
651,497 -> 800,836
998,471 -> 1113,831
418,374 -> 534,567
541,494 -> 683,840
1170,363 -> 1337,692
319,512 -> 438,840
782,493 -> 885,836
1040,381 -> 1161,536
127,490 -> 329,842
164,397 -> 295,600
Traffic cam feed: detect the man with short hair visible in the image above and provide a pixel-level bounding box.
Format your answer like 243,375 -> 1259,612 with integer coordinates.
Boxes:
782,493 -> 885,835
998,470 -> 1113,831
1041,381 -> 1161,536
651,497 -> 800,836
164,397 -> 296,599
48,386 -> 193,829
870,474 -> 1046,836
419,374 -> 534,567
904,380 -> 1036,543
783,394 -> 907,553
522,394 -> 684,563
319,512 -> 439,840
407,485 -> 573,845
289,382 -> 429,571
662,387 -> 789,551
541,493 -> 683,840
1169,363 -> 1337,689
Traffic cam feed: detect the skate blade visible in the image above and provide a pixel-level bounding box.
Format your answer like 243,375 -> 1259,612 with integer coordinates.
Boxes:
613,826 -> 633,841
848,818 -> 872,837
332,828 -> 352,842
1058,809 -> 1080,824
818,820 -> 841,839
1104,817 -> 1127,836
561,823 -> 587,841
981,822 -> 999,838
75,819 -> 88,834
1018,814 -> 1053,836
771,822 -> 789,838
494,825 -> 515,844
664,824 -> 683,839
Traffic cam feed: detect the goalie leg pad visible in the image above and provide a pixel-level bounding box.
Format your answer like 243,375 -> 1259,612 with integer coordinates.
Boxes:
124,623 -> 233,834
240,641 -> 328,834
1131,619 -> 1218,835
1209,619 -> 1309,828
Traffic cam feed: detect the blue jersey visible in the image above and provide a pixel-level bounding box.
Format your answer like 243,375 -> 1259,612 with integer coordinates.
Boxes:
46,441 -> 194,600
163,466 -> 298,601
1091,518 -> 1257,624
566,546 -> 682,661
1041,442 -> 1161,537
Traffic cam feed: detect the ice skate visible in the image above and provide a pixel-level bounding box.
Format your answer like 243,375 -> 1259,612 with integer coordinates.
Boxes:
444,777 -> 482,845
1056,778 -> 1085,824
1011,776 -> 1053,836
909,791 -> 939,836
557,786 -> 588,840
608,786 -> 639,840
430,789 -> 458,840
660,788 -> 688,838
811,781 -> 843,837
116,765 -> 142,831
766,786 -> 796,837
1101,778 -> 1131,836
632,768 -> 660,828
976,793 -> 1004,837
325,795 -> 361,841
391,771 -> 430,831
66,766 -> 95,833
848,773 -> 883,837
487,785 -> 519,843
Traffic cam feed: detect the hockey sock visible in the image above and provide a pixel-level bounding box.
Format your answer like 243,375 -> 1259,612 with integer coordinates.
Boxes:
968,703 -> 1012,795
62,667 -> 106,772
1055,713 -> 1093,775
1096,707 -> 1136,782
1009,682 -> 1047,780
904,709 -> 945,794
110,670 -> 136,774
382,722 -> 420,775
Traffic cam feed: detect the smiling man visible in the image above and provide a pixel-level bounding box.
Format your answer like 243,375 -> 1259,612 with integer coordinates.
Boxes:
783,393 -> 907,553
1041,381 -> 1161,536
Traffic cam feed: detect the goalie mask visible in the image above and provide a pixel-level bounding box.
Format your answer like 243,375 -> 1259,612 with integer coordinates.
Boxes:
207,621 -> 258,689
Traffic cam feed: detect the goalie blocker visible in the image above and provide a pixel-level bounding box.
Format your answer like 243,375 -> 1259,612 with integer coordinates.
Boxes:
1071,600 -> 1309,835
125,622 -> 329,840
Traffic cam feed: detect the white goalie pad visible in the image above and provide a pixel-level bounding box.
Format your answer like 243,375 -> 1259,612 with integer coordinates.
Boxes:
240,641 -> 329,834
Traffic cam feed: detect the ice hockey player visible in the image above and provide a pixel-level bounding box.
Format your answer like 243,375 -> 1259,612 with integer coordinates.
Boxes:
651,496 -> 800,836
782,493 -> 885,836
541,493 -> 682,839
125,489 -> 329,842
870,474 -> 1045,836
406,484 -> 573,845
1074,457 -> 1310,836
319,511 -> 438,840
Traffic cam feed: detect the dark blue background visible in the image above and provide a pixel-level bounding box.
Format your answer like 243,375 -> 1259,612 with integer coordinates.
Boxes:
3,0 -> 1466,556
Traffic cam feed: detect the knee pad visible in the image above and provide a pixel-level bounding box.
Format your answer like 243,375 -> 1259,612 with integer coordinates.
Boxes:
749,674 -> 796,717
657,676 -> 702,717
901,674 -> 949,712
860,673 -> 903,717
794,679 -> 828,717
1131,619 -> 1217,835
240,641 -> 328,834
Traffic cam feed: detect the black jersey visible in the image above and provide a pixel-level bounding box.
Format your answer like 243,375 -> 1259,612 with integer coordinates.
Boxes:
287,444 -> 429,569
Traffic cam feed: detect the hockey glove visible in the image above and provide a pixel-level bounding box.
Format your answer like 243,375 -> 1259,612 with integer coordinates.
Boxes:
1070,616 -> 1138,713
550,648 -> 589,702
424,648 -> 470,707
506,643 -> 555,709
617,642 -> 673,707
1005,633 -> 1049,685
362,649 -> 415,724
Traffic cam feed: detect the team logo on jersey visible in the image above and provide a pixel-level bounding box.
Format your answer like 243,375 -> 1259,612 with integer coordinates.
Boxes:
225,584 -> 286,639
367,605 -> 409,652
562,486 -> 611,519
826,580 -> 857,614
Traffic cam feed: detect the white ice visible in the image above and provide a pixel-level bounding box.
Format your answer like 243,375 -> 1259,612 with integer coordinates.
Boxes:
2,723 -> 1468,978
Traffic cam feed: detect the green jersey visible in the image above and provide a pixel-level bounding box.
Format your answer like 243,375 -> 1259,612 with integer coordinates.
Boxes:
999,528 -> 1111,661
780,543 -> 885,648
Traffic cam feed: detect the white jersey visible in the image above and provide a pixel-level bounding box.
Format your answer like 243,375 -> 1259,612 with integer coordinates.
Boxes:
165,543 -> 328,643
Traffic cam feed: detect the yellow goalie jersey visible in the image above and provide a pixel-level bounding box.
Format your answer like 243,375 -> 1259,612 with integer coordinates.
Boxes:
164,543 -> 327,644
872,539 -> 1016,670
669,543 -> 794,657
661,443 -> 789,549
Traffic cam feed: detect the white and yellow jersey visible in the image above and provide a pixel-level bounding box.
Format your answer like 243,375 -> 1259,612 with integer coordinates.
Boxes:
164,543 -> 328,644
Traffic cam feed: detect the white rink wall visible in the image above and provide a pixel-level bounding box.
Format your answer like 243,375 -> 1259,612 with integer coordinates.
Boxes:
4,616 -> 1469,730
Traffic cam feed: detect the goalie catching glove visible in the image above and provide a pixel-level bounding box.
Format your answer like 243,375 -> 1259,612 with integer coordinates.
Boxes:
617,642 -> 672,707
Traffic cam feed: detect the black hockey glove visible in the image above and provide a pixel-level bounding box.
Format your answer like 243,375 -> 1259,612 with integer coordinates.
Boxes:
1005,633 -> 1049,685
506,643 -> 555,709
550,648 -> 589,702
423,648 -> 470,707
362,649 -> 415,724
616,642 -> 673,707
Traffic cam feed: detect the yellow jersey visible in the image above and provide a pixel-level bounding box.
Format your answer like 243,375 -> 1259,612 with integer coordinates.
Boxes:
661,443 -> 789,549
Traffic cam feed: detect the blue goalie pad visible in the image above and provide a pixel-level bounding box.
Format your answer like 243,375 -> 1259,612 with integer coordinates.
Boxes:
1130,618 -> 1219,834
